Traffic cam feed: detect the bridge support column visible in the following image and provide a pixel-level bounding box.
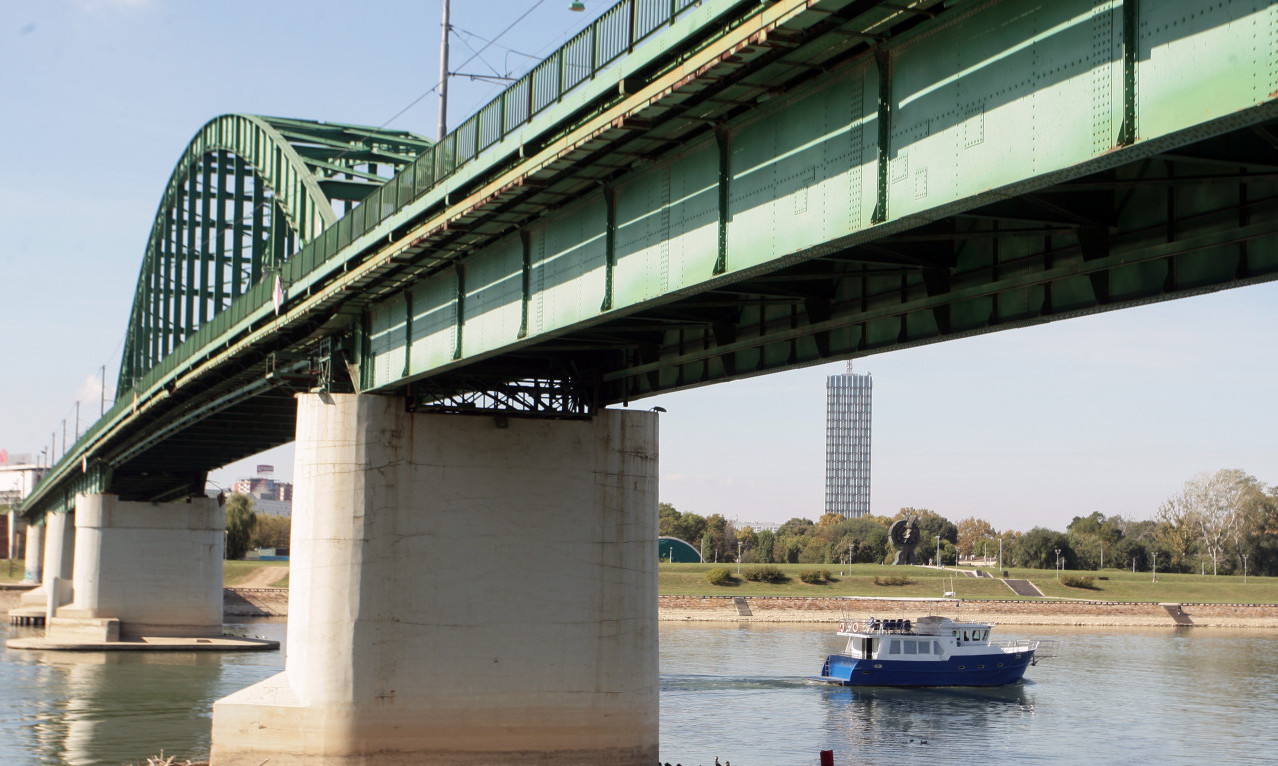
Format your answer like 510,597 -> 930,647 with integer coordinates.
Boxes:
54,493 -> 224,638
17,510 -> 75,612
211,394 -> 659,766
22,521 -> 44,583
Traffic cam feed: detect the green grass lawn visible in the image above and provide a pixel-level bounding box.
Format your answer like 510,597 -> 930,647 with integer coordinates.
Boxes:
661,562 -> 1278,603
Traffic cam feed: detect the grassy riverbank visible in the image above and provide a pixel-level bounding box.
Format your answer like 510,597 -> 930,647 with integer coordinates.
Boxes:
661,562 -> 1278,603
7,558 -> 1272,604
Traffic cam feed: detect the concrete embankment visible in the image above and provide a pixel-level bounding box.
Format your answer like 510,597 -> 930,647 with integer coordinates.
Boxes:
657,595 -> 1278,628
6,587 -> 1277,628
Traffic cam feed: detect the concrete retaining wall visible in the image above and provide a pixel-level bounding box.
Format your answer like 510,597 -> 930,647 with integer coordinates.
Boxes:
657,595 -> 1278,627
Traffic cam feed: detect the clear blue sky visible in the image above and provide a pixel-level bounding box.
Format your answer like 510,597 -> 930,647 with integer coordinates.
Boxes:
2,1 -> 1275,533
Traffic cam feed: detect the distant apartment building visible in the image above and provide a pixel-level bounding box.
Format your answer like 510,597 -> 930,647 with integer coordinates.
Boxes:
1,458 -> 46,559
825,363 -> 872,518
233,465 -> 293,516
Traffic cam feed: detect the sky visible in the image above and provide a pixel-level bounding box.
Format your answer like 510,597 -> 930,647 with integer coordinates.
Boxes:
1,0 -> 1275,534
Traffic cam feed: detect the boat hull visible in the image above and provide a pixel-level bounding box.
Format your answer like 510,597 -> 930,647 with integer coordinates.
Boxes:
814,649 -> 1035,687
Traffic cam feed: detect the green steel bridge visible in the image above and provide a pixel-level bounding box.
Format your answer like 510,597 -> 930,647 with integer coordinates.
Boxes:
22,0 -> 1278,517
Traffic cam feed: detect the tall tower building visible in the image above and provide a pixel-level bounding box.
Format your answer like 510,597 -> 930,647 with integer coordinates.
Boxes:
825,362 -> 872,518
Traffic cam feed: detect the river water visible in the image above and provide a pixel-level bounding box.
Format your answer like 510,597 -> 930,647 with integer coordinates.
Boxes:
2,619 -> 1277,765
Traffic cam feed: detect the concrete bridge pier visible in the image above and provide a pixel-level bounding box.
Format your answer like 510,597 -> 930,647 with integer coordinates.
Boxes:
10,494 -> 225,638
52,493 -> 224,639
22,520 -> 44,583
211,393 -> 659,766
13,509 -> 76,621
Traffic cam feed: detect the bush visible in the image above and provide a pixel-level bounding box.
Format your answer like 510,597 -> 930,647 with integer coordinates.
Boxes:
873,575 -> 914,586
744,565 -> 789,584
1062,575 -> 1097,589
705,568 -> 737,586
799,569 -> 836,584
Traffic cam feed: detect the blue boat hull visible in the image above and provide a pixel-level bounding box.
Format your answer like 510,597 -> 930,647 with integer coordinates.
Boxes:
815,649 -> 1035,687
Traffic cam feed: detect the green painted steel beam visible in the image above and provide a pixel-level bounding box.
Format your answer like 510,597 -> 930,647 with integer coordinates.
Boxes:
24,0 -> 1278,519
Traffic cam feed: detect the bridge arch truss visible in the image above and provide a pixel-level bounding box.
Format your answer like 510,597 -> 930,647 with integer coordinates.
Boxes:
118,114 -> 431,390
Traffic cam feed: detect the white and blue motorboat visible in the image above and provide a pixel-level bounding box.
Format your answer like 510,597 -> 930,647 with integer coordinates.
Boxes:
813,615 -> 1046,687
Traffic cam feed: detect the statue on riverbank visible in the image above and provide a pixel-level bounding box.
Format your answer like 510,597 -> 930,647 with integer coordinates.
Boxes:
888,516 -> 920,565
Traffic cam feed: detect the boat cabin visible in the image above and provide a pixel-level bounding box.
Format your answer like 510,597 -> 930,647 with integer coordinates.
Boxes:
838,615 -> 997,661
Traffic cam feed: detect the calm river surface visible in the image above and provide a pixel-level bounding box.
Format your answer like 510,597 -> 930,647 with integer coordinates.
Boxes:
2,619 -> 1277,765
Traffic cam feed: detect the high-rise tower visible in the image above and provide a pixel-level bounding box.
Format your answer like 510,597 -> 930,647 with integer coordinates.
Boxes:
825,362 -> 872,518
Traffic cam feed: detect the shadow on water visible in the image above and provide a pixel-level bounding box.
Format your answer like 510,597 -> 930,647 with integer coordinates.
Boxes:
816,680 -> 1034,706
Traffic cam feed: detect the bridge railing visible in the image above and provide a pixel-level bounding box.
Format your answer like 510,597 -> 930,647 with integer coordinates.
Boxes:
283,0 -> 705,296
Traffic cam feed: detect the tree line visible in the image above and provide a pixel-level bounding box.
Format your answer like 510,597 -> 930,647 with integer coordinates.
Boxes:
224,493 -> 291,560
659,468 -> 1278,576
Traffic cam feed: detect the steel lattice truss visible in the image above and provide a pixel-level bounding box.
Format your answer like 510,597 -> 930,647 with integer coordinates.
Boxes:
118,115 -> 431,390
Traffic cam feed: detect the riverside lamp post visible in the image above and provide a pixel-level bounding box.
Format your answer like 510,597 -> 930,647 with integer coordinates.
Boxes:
737,541 -> 742,575
1152,551 -> 1158,582
936,535 -> 941,569
1055,548 -> 1061,580
1243,554 -> 1249,584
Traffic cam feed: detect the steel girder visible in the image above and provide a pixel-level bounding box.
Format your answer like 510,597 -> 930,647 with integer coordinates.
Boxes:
23,0 -> 1278,516
117,114 -> 431,392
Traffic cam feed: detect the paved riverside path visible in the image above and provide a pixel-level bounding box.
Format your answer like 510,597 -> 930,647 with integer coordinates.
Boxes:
1004,579 -> 1044,597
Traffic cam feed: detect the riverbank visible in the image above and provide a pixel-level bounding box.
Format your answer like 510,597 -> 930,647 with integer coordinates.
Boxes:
215,588 -> 1278,628
658,595 -> 1278,628
7,585 -> 1277,629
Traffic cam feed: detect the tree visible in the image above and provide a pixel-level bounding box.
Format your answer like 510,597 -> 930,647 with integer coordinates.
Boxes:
754,529 -> 775,563
817,512 -> 845,528
1159,470 -> 1261,574
1011,527 -> 1070,570
956,517 -> 997,559
705,513 -> 733,563
251,514 -> 291,550
776,517 -> 816,538
225,493 -> 258,560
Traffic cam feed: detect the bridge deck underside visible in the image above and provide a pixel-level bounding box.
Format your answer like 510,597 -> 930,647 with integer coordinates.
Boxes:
25,0 -> 1278,508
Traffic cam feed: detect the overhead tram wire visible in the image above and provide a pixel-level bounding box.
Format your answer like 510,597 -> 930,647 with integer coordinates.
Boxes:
329,0 -> 549,168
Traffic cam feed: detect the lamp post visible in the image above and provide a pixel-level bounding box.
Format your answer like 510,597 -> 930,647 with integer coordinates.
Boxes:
936,535 -> 941,569
1243,554 -> 1249,584
737,541 -> 742,575
998,536 -> 1003,573
1054,548 -> 1061,580
1152,551 -> 1158,583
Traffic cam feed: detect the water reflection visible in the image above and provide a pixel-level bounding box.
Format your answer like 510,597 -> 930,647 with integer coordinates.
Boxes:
4,620 -> 1278,766
817,682 -> 1035,752
1,619 -> 286,766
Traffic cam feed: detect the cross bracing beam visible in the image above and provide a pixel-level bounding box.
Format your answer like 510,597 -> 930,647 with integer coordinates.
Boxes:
23,0 -> 1278,518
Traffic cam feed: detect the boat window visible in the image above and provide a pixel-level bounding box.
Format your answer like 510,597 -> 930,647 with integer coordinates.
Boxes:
934,641 -> 944,655
918,641 -> 930,654
889,640 -> 900,655
903,641 -> 917,655
962,631 -> 970,642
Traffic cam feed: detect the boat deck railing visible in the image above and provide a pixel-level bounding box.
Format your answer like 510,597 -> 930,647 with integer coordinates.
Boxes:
841,618 -> 991,637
